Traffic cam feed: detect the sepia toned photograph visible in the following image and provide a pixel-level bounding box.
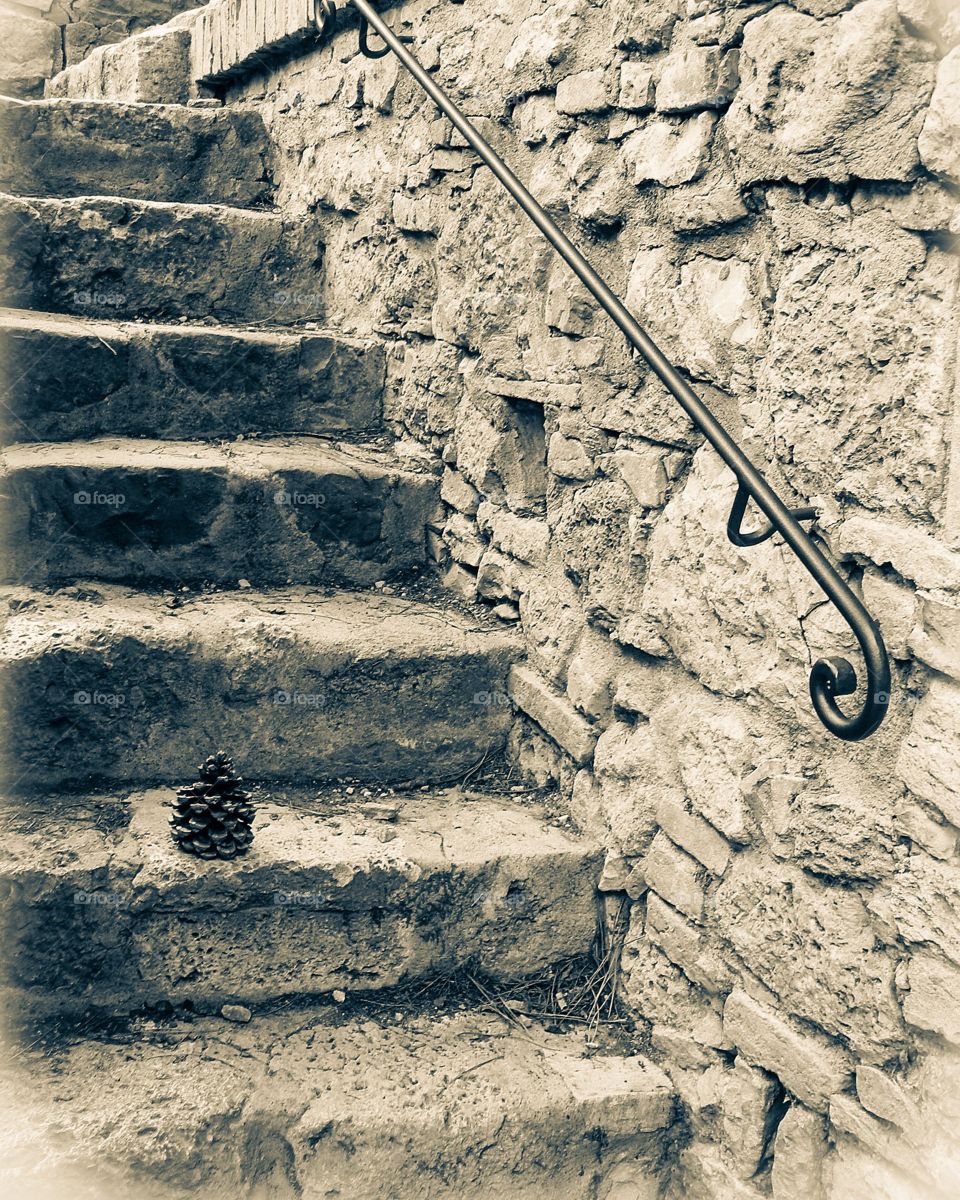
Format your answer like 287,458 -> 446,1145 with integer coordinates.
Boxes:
0,0 -> 958,1196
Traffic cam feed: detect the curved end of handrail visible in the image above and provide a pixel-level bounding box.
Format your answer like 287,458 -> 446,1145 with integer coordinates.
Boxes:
809,638 -> 891,742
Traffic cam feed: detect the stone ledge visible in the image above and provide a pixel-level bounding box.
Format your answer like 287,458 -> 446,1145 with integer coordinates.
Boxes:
193,0 -> 319,86
839,515 -> 960,592
508,663 -> 599,765
723,989 -> 853,1112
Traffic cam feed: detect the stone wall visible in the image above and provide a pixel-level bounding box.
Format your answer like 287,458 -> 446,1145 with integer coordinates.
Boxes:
229,2 -> 960,1196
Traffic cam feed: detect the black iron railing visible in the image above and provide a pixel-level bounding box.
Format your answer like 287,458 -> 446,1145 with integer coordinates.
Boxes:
312,0 -> 891,740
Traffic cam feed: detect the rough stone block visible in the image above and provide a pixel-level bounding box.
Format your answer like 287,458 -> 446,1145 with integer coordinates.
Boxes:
544,267 -> 596,336
624,113 -> 716,186
614,445 -> 670,509
868,853 -> 960,967
656,795 -> 730,877
592,722 -> 665,857
643,832 -> 706,921
909,595 -> 960,681
829,1095 -> 933,1187
855,1066 -> 922,1138
919,45 -> 960,182
1,435 -> 437,588
0,1009 -> 675,1199
655,45 -> 738,113
548,433 -> 595,480
713,862 -> 904,1058
610,0 -> 682,54
759,198 -> 957,525
771,1104 -> 827,1200
645,893 -> 732,993
618,62 -> 655,111
47,27 -> 193,103
393,191 -> 440,235
720,1057 -> 784,1180
555,69 -> 609,115
839,515 -> 960,591
0,311 -> 384,443
508,663 -> 599,765
565,628 -> 623,723
897,677 -> 960,827
725,1 -> 935,183
902,953 -> 960,1043
0,13 -> 61,96
440,468 -> 481,516
723,990 -> 853,1111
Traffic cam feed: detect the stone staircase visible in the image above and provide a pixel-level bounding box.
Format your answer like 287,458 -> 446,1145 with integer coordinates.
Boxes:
0,85 -> 676,1199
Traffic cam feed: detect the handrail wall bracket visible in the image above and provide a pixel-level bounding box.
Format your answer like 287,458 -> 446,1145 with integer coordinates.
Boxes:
312,0 -> 891,741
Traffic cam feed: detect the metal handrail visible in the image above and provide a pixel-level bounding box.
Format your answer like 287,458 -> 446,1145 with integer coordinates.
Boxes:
314,0 -> 891,740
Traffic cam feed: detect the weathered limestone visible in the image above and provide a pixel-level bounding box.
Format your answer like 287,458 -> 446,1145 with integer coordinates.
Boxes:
725,1 -> 936,183
723,990 -> 853,1112
508,663 -> 599,764
56,1 -> 199,67
0,12 -> 62,97
919,45 -> 960,182
46,22 -> 195,103
0,97 -> 272,207
897,677 -> 960,827
0,436 -> 436,587
0,194 -> 324,322
655,45 -> 738,114
0,309 -> 384,441
3,1 -> 959,1194
624,113 -> 716,186
771,1104 -> 827,1200
193,0 -> 318,86
0,587 -> 519,788
2,790 -> 602,1014
901,953 -> 960,1042
1,1009 -> 675,1200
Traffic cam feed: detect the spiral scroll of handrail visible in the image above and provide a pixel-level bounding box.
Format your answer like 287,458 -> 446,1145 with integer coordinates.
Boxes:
313,0 -> 892,741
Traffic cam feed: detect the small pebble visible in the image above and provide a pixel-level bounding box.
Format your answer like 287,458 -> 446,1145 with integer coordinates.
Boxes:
220,1004 -> 252,1024
332,989 -> 347,1003
237,579 -> 252,589
360,801 -> 400,822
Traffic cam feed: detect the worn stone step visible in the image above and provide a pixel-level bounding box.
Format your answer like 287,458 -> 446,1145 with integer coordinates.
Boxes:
0,193 -> 324,322
0,308 -> 384,442
2,788 -> 602,1016
45,13 -> 198,104
0,585 -> 519,791
1,436 -> 436,587
1,1007 -> 675,1199
0,97 -> 272,207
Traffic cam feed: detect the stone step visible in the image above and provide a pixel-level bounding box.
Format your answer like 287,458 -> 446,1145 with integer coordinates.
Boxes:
0,308 -> 384,442
1,436 -> 435,586
2,788 -> 601,1017
0,97 -> 272,208
46,14 -> 198,104
2,1007 -> 675,1199
0,193 -> 324,322
0,585 -> 519,791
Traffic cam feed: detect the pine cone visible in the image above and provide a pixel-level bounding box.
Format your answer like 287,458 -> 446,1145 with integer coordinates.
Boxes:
169,751 -> 256,860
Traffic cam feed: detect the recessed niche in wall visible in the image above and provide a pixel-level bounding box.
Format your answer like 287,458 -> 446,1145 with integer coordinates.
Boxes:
502,396 -> 547,516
